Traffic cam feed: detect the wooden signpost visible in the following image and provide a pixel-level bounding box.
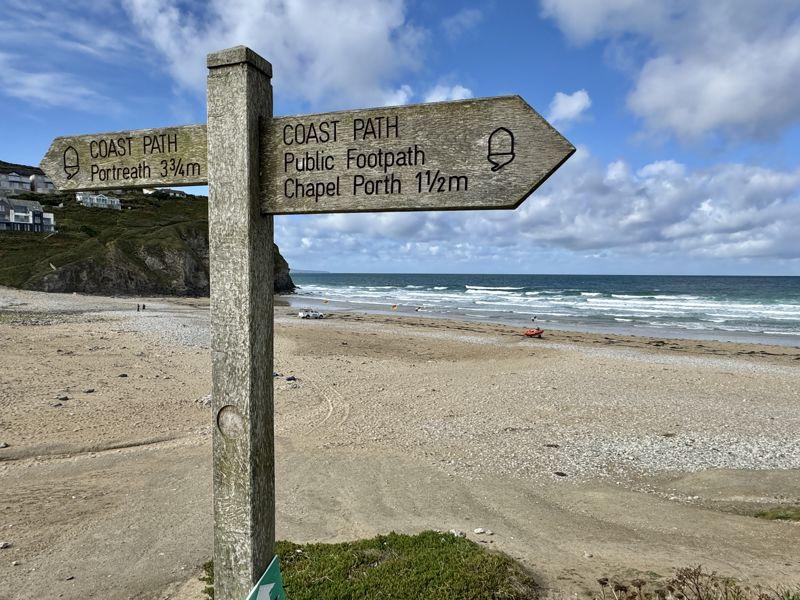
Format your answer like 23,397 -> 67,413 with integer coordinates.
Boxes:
261,96 -> 574,214
40,46 -> 574,600
41,125 -> 207,191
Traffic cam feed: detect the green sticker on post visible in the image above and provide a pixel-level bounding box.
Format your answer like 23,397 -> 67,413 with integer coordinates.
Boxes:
246,555 -> 287,600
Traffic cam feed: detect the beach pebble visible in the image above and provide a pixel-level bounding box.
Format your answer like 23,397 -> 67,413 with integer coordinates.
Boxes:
56,394 -> 69,401
0,541 -> 11,549
51,402 -> 63,408
12,560 -> 19,566
83,388 -> 95,394
449,529 -> 466,538
486,530 -> 494,536
553,471 -> 567,477
473,528 -> 485,534
118,373 -> 128,378
0,442 -> 8,449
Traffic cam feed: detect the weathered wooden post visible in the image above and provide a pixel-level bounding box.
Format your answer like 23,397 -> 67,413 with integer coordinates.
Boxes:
207,46 -> 275,600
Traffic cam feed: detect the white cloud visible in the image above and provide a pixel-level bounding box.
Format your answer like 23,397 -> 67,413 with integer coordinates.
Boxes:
442,8 -> 483,40
276,148 -> 800,270
0,1 -> 145,60
0,52 -> 114,111
0,1 -> 141,112
539,0 -> 670,45
540,0 -> 800,140
423,84 -> 473,103
122,0 -> 425,109
383,85 -> 414,107
547,89 -> 591,124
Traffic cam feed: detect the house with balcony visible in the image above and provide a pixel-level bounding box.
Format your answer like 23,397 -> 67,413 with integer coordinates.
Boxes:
0,160 -> 56,195
0,197 -> 56,232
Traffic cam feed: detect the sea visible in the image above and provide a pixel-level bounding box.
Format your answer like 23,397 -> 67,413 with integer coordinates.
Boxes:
289,273 -> 800,347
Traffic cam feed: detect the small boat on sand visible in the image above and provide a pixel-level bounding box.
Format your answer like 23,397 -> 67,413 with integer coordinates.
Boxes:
524,328 -> 544,338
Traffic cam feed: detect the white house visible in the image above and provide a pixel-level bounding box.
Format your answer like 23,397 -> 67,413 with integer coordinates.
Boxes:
143,188 -> 187,198
76,192 -> 122,210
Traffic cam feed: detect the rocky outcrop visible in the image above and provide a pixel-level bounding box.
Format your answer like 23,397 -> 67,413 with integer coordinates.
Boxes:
0,193 -> 295,297
31,236 -> 294,296
273,244 -> 294,294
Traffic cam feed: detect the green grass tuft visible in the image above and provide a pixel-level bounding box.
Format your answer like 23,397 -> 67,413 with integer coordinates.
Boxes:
201,530 -> 539,599
755,506 -> 800,522
200,560 -> 214,599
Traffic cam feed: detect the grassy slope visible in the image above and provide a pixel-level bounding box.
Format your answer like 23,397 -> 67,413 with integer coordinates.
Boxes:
0,191 -> 208,291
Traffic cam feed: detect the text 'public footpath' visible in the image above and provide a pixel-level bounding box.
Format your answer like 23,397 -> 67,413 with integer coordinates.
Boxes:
281,115 -> 469,202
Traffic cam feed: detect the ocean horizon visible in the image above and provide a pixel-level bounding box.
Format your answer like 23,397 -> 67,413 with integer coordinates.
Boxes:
289,272 -> 800,347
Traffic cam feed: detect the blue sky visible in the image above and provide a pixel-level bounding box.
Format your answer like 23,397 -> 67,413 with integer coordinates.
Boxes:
2,0 -> 799,275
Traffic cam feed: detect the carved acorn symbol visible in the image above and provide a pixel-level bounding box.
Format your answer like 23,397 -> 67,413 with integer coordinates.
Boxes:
63,146 -> 79,180
487,127 -> 515,172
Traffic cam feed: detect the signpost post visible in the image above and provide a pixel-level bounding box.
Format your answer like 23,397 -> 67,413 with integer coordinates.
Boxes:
40,45 -> 574,600
206,46 -> 277,600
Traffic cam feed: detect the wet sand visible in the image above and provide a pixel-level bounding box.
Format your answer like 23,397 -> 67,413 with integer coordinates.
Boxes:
0,287 -> 798,599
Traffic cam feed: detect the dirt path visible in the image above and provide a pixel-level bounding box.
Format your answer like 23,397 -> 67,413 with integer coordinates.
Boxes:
3,438 -> 797,599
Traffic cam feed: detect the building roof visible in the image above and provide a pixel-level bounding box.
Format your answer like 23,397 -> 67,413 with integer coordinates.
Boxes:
0,160 -> 46,177
11,199 -> 44,211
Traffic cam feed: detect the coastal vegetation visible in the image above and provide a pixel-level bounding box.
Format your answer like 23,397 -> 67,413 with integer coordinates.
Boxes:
755,506 -> 800,522
595,566 -> 799,600
199,535 -> 800,600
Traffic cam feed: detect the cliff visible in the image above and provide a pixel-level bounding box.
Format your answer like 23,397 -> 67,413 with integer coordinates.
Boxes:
0,191 -> 294,296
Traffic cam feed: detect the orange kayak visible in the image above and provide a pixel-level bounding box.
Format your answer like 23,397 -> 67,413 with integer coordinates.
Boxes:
524,328 -> 544,338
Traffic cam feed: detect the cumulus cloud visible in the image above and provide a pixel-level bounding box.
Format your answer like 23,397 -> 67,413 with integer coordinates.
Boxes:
423,84 -> 473,103
547,89 -> 591,124
540,0 -> 800,140
442,8 -> 483,40
122,0 -> 424,109
277,148 -> 800,270
383,85 -> 414,107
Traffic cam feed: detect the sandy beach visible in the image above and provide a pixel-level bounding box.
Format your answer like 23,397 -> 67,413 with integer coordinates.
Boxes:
1,287 -> 798,599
